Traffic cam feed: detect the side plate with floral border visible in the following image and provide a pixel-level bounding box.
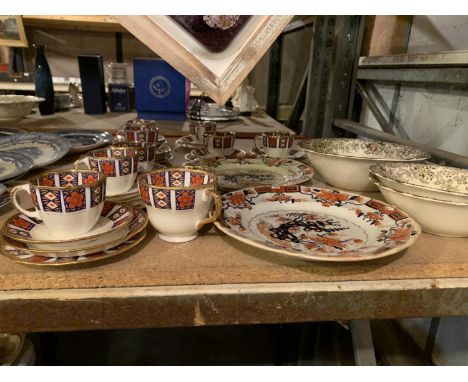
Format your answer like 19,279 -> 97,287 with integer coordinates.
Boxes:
3,201 -> 133,247
215,185 -> 421,262
0,229 -> 147,267
184,157 -> 313,191
1,206 -> 147,258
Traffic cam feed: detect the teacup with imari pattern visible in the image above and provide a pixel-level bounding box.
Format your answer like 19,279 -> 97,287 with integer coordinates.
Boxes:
75,147 -> 138,196
10,169 -> 106,238
138,168 -> 221,243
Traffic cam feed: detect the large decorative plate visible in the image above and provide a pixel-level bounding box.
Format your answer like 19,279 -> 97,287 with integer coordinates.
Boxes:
3,201 -> 133,249
184,157 -> 313,191
52,129 -> 113,154
116,16 -> 293,104
0,133 -> 70,169
1,207 -> 147,258
0,151 -> 34,181
215,186 -> 421,262
0,229 -> 146,267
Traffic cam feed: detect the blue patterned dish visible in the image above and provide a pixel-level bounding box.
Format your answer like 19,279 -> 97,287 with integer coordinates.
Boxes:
52,129 -> 113,154
0,133 -> 70,169
0,151 -> 34,181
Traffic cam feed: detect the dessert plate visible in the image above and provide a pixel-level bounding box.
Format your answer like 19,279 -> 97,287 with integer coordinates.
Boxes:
184,149 -> 246,161
52,129 -> 113,154
0,229 -> 147,267
184,157 -> 313,191
0,133 -> 70,169
3,201 -> 133,249
0,151 -> 34,181
175,135 -> 204,150
1,207 -> 147,258
215,185 -> 421,262
0,190 -> 9,209
250,147 -> 305,160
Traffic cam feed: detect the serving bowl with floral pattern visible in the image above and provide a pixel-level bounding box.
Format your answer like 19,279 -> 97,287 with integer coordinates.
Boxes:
370,174 -> 468,237
370,163 -> 468,203
298,138 -> 430,192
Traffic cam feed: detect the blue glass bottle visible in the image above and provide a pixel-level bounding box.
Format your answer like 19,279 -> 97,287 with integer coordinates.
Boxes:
34,44 -> 55,115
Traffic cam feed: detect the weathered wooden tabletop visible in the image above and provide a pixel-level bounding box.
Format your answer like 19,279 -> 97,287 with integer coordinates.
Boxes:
0,111 -> 467,333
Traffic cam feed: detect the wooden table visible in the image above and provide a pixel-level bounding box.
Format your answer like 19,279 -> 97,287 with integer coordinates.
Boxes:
1,111 -> 467,339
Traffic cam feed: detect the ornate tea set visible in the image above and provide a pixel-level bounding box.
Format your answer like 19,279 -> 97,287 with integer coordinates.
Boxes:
1,119 -> 466,267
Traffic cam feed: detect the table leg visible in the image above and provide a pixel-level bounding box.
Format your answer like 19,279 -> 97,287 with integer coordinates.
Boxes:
350,320 -> 377,366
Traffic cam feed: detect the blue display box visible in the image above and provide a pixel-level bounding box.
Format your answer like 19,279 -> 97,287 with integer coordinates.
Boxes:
133,59 -> 190,121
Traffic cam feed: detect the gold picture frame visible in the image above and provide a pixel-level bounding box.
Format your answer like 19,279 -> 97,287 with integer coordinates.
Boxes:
116,15 -> 293,105
0,15 -> 28,48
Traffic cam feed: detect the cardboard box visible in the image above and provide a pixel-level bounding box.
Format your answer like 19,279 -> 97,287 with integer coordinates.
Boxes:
133,58 -> 190,120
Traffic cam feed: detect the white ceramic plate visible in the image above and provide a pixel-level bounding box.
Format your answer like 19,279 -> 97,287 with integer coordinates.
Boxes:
3,201 -> 133,250
184,157 -> 314,191
0,133 -> 70,169
1,207 -> 147,258
0,229 -> 147,267
215,185 -> 421,262
0,151 -> 34,181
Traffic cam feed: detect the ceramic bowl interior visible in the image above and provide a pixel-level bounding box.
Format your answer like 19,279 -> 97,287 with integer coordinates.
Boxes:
139,168 -> 216,189
0,95 -> 45,119
299,138 -> 430,161
31,169 -> 105,189
370,163 -> 468,196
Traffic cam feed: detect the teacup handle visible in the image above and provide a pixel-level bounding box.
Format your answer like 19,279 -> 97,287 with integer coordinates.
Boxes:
196,190 -> 222,230
74,157 -> 90,170
11,184 -> 41,219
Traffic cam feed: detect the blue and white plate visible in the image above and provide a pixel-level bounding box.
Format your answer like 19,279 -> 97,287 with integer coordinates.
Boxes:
0,133 -> 70,169
52,129 -> 113,154
0,151 -> 34,181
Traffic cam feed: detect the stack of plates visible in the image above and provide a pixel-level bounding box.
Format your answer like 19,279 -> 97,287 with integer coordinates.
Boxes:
0,201 -> 148,266
370,163 -> 468,237
0,183 -> 9,209
106,163 -> 166,207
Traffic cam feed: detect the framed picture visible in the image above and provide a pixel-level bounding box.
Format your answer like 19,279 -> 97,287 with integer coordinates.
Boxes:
0,16 -> 28,48
116,15 -> 293,104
